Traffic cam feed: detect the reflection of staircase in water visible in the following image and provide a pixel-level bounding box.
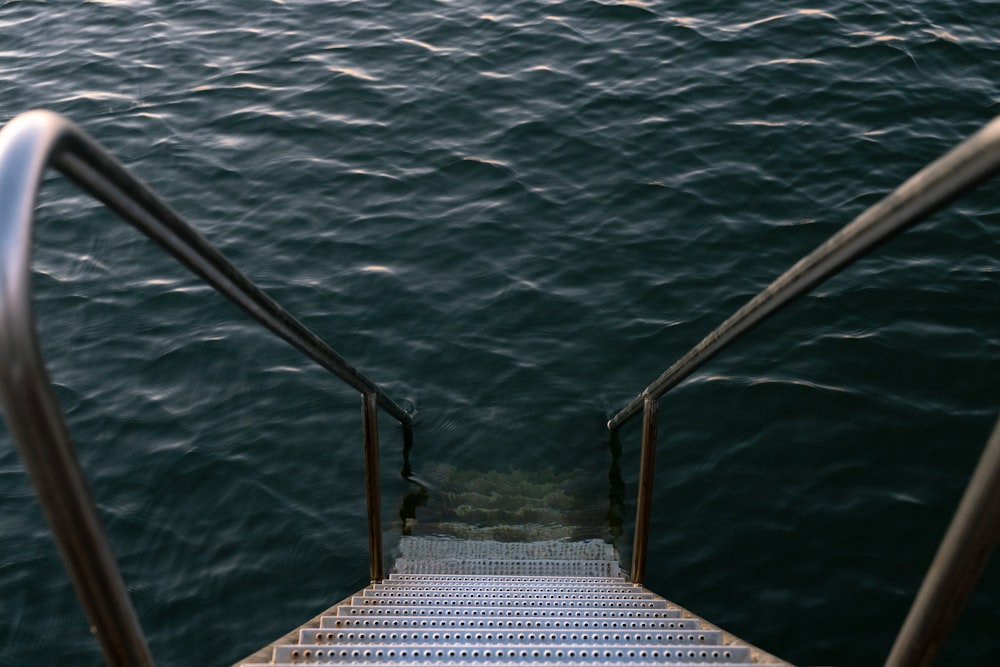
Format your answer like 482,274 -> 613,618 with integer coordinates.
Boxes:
237,464 -> 790,665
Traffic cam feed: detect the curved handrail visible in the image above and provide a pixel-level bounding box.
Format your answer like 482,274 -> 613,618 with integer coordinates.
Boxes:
0,110 -> 412,667
0,111 -> 412,423
609,114 -> 1000,432
607,114 -> 1000,666
885,413 -> 1000,666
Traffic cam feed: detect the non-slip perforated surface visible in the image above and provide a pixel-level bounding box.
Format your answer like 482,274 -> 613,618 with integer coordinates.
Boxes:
274,643 -> 752,663
231,456 -> 797,666
240,548 -> 791,666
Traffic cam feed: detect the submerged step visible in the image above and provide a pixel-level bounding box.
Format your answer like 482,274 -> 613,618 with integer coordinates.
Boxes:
393,558 -> 620,577
398,537 -> 617,562
425,506 -> 604,527
404,521 -> 605,542
234,533 -> 790,665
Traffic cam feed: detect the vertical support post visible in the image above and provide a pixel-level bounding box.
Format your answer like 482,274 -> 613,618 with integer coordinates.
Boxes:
884,414 -> 1000,667
401,421 -> 415,480
631,395 -> 658,585
361,392 -> 383,582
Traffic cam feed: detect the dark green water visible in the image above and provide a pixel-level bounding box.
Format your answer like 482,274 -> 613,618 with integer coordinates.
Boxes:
1,1 -> 999,665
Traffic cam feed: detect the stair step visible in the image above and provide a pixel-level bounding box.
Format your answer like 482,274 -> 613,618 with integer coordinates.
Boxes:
439,490 -> 579,511
404,521 -> 587,542
386,574 -> 626,583
352,596 -> 668,609
398,537 -> 616,561
432,506 -> 602,525
360,590 -> 657,601
299,628 -> 723,645
266,664 -> 782,667
319,615 -> 696,630
371,583 -> 645,593
230,450 -> 792,667
413,465 -> 594,499
274,643 -> 752,664
393,558 -> 620,577
335,606 -> 682,619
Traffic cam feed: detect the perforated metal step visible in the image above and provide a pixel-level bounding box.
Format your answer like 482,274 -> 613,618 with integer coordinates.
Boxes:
372,581 -> 636,589
398,537 -> 616,561
319,615 -> 698,631
237,535 -> 790,666
385,574 -> 623,583
274,642 -> 752,663
393,558 -> 621,577
299,628 -> 723,645
352,594 -> 665,607
239,572 -> 789,664
334,605 -> 682,619
362,590 -> 655,598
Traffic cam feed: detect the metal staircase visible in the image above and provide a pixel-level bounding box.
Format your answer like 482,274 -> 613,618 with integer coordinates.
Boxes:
3,110 -> 1000,667
236,464 -> 790,667
238,541 -> 789,666
254,574 -> 787,665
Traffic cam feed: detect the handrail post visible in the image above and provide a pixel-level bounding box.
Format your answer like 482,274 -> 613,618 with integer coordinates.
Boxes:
361,392 -> 384,582
401,421 -> 414,480
631,395 -> 658,585
884,413 -> 1000,667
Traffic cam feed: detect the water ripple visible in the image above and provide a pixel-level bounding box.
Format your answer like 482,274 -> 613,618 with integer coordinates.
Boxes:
1,0 -> 999,666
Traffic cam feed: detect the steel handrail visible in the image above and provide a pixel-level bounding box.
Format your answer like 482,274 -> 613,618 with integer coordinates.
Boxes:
885,413 -> 1000,666
607,114 -> 1000,666
0,109 -> 412,667
609,115 -> 1000,431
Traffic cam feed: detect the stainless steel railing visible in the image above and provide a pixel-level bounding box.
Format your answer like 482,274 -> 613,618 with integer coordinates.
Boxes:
607,115 -> 1000,666
0,109 -> 413,667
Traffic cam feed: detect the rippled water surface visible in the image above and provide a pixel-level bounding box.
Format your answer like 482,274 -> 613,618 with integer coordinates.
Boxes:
1,1 -> 999,665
